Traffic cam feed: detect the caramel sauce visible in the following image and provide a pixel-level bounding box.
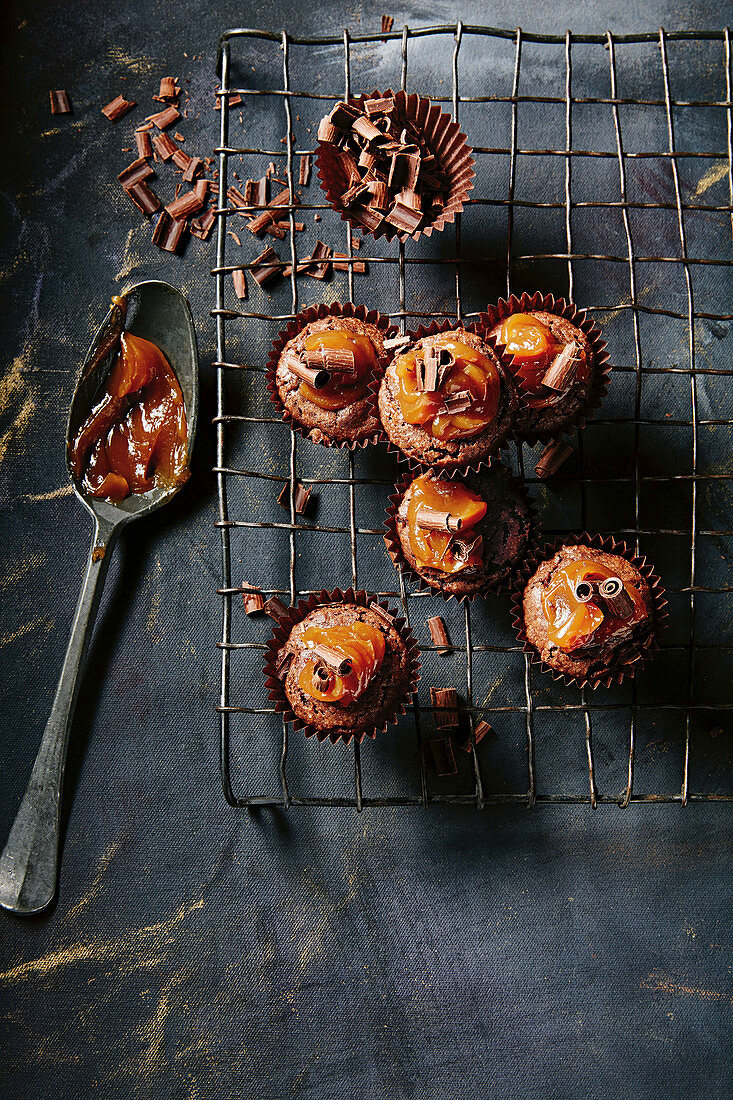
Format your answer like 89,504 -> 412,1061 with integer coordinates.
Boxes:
70,331 -> 188,503
405,474 -> 486,574
499,312 -> 588,409
298,329 -> 378,410
297,621 -> 385,706
541,558 -> 647,653
394,334 -> 500,441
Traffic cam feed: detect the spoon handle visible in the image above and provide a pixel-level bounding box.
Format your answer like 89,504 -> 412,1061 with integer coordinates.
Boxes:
0,514 -> 117,914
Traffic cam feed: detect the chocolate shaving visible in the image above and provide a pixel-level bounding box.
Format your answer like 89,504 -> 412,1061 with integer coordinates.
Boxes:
450,533 -> 483,564
174,132 -> 185,143
135,129 -> 153,158
542,341 -> 580,392
369,602 -> 395,626
462,718 -> 492,753
299,154 -> 311,186
573,580 -> 594,603
148,105 -> 180,129
302,240 -> 332,280
431,687 -> 459,730
125,181 -> 161,216
251,247 -> 284,286
172,148 -> 192,173
165,178 -> 207,219
232,269 -> 248,300
118,158 -> 155,188
246,188 -> 297,237
598,577 -> 635,618
101,95 -> 135,122
416,505 -> 462,533
381,15 -> 394,33
283,352 -> 330,389
312,644 -> 352,676
189,208 -> 215,240
428,737 -> 458,776
428,616 -> 451,655
228,186 -> 248,209
152,131 -> 178,161
277,481 -> 312,515
332,254 -> 368,274
276,650 -> 293,677
440,390 -> 473,415
183,156 -> 203,182
151,211 -> 186,253
158,76 -> 178,101
242,586 -> 265,614
535,441 -> 574,479
264,596 -> 289,622
50,90 -> 72,115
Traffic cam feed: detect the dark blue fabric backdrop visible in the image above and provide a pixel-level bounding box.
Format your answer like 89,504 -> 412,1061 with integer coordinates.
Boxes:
0,1 -> 731,1097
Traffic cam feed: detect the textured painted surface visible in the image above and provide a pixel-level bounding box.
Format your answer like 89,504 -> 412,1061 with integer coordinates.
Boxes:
0,0 -> 731,1097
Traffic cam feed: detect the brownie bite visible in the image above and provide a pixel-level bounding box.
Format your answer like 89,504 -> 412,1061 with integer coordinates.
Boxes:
276,602 -> 413,738
487,307 -> 601,440
521,543 -> 655,684
274,314 -> 387,446
378,327 -> 517,470
390,466 -> 533,598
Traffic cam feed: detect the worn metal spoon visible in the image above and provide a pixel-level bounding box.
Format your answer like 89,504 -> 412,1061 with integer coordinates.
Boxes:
0,280 -> 198,915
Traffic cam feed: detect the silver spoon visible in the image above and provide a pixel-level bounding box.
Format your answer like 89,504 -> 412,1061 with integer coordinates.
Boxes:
0,279 -> 198,915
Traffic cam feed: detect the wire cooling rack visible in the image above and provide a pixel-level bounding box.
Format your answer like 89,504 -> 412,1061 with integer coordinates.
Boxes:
211,23 -> 733,809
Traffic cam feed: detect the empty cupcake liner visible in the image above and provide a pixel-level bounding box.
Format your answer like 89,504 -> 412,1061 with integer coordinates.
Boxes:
263,587 -> 421,746
384,462 -> 540,603
265,301 -> 398,451
511,532 -> 668,690
477,291 -> 612,445
371,317 -> 521,478
315,89 -> 475,243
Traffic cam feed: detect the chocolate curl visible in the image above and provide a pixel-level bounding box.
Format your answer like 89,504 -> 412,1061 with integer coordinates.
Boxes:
251,247 -> 284,286
284,352 -> 330,390
299,154 -> 311,186
152,131 -> 177,160
101,94 -> 135,122
462,718 -> 492,753
573,579 -> 594,603
264,596 -> 289,622
135,129 -> 153,158
535,441 -> 574,479
369,601 -> 395,626
311,644 -> 352,676
428,737 -> 458,776
329,101 -> 360,129
305,346 -> 356,376
542,341 -> 580,392
50,90 -> 72,115
165,179 -> 207,219
383,334 -> 410,352
276,650 -> 293,677
242,586 -> 265,614
232,269 -> 248,300
317,118 -> 340,143
415,505 -> 462,533
428,616 -> 451,655
158,76 -> 178,100
599,577 -> 635,618
431,687 -> 459,730
148,105 -> 180,130
126,181 -> 161,216
365,96 -> 395,115
381,15 -> 394,32
352,115 -> 384,144
151,211 -> 186,253
441,390 -> 473,415
117,158 -> 155,188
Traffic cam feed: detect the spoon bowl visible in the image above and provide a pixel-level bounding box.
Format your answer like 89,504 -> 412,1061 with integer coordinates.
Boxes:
0,279 -> 198,915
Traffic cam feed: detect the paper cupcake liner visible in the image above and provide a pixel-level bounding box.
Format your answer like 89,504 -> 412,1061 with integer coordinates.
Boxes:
315,89 -> 475,244
511,532 -> 668,690
370,317 -> 520,478
476,292 -> 611,446
384,462 -> 540,603
265,301 -> 398,451
263,587 -> 421,746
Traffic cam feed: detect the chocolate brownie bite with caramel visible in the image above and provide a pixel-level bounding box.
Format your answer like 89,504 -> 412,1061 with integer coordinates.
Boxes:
272,312 -> 389,447
520,542 -> 657,685
377,327 -> 517,470
274,601 -> 414,740
388,466 -> 533,599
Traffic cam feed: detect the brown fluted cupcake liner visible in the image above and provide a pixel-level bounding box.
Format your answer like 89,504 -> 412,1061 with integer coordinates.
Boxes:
263,587 -> 421,746
315,89 -> 475,243
265,301 -> 398,451
511,532 -> 668,690
477,292 -> 612,446
384,462 -> 540,603
370,317 -> 522,478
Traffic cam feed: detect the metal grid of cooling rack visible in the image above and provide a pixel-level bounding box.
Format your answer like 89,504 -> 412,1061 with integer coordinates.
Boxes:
212,22 -> 733,810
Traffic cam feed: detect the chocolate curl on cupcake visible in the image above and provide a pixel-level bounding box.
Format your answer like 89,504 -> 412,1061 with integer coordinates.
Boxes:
477,291 -> 611,445
511,533 -> 667,690
265,302 -> 398,450
263,588 -> 421,746
315,89 -> 475,243
372,318 -> 519,476
385,463 -> 539,602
